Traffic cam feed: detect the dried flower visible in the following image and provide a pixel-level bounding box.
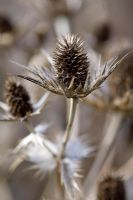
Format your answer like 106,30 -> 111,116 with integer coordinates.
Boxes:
4,77 -> 33,118
84,46 -> 133,113
108,49 -> 133,98
0,14 -> 15,46
94,22 -> 112,45
0,15 -> 14,34
0,77 -> 49,121
10,126 -> 93,199
97,175 -> 126,200
17,34 -> 127,98
54,35 -> 89,97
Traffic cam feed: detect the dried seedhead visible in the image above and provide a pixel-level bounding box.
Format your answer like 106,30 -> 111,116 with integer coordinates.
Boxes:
17,34 -> 127,99
4,77 -> 33,118
84,43 -> 133,113
97,175 -> 126,200
54,35 -> 89,97
94,22 -> 112,45
0,15 -> 14,34
0,76 -> 49,121
108,49 -> 133,98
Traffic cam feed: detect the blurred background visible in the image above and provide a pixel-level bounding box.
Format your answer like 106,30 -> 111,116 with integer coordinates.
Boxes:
0,0 -> 133,199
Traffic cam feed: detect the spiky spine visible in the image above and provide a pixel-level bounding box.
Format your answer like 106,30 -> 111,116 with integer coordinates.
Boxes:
97,176 -> 126,200
54,35 -> 89,96
4,77 -> 33,118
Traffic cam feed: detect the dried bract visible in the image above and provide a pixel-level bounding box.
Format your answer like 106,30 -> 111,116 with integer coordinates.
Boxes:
108,49 -> 133,98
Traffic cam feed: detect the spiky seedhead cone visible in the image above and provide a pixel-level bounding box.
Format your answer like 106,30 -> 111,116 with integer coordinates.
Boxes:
54,34 -> 89,98
97,176 -> 126,200
108,49 -> 133,98
4,77 -> 33,118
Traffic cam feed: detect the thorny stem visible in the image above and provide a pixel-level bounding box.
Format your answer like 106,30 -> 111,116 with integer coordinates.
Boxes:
60,98 -> 78,158
83,113 -> 123,199
23,119 -> 57,158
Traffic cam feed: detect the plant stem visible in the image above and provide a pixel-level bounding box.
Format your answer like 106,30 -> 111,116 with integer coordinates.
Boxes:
83,113 -> 123,199
60,98 -> 78,158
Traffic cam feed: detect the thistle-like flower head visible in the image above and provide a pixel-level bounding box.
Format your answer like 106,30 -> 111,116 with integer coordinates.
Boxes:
4,77 -> 33,118
0,15 -> 14,34
94,22 -> 112,45
108,49 -> 133,98
0,77 -> 49,121
97,175 -> 126,200
17,34 -> 132,99
53,35 -> 89,97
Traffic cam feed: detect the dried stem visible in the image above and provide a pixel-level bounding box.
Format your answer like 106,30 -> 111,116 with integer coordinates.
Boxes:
60,98 -> 78,158
83,113 -> 123,199
116,156 -> 133,180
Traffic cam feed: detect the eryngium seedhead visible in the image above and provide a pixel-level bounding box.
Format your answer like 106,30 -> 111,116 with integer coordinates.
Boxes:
108,49 -> 133,98
0,15 -> 14,33
95,23 -> 111,45
4,77 -> 33,118
54,35 -> 89,97
97,175 -> 126,200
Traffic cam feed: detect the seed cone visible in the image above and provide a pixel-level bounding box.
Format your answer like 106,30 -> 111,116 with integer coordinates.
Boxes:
4,77 -> 33,118
108,49 -> 133,98
95,23 -> 111,45
54,34 -> 89,97
0,15 -> 14,33
97,175 -> 126,200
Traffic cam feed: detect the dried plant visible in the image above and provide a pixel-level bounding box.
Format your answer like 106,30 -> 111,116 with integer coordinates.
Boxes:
0,1 -> 133,199
17,34 -> 124,99
84,47 -> 133,114
0,14 -> 15,46
10,124 -> 93,199
0,77 -> 49,121
97,175 -> 126,200
15,34 -> 127,165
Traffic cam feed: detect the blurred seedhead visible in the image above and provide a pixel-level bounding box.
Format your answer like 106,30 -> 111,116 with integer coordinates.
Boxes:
0,14 -> 16,46
17,0 -> 84,17
97,174 -> 126,200
92,21 -> 112,51
0,76 -> 49,121
10,124 -> 93,199
84,40 -> 133,114
17,34 -> 123,99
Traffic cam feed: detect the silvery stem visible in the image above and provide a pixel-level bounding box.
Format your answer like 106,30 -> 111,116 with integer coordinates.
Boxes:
83,113 -> 123,199
60,98 -> 78,158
